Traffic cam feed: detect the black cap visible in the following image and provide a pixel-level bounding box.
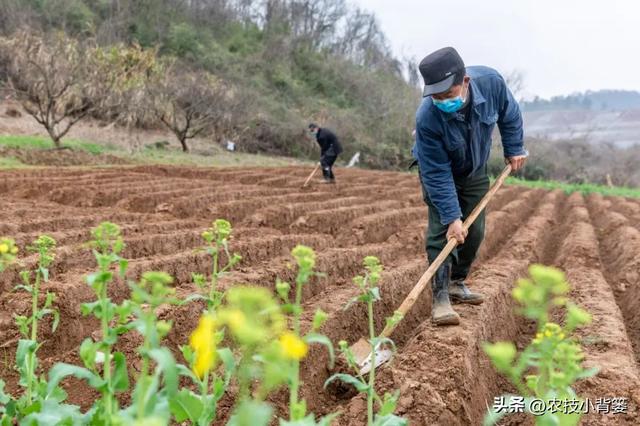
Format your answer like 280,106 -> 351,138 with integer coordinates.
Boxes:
308,123 -> 318,130
419,47 -> 465,97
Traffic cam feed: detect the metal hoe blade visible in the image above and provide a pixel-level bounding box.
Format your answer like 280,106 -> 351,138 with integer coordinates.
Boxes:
358,347 -> 393,376
350,338 -> 394,375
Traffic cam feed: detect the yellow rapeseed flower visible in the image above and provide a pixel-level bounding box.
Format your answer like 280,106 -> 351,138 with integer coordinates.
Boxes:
279,332 -> 308,360
226,309 -> 246,332
0,244 -> 8,254
189,314 -> 217,378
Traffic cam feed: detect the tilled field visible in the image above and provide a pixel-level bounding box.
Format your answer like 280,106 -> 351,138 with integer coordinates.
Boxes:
1,165 -> 639,425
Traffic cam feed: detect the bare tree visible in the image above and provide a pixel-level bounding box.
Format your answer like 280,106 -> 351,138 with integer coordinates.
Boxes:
504,69 -> 526,101
153,69 -> 233,152
1,30 -> 93,148
0,0 -> 34,35
231,0 -> 263,25
405,56 -> 421,89
90,43 -> 162,153
185,0 -> 235,31
287,0 -> 347,50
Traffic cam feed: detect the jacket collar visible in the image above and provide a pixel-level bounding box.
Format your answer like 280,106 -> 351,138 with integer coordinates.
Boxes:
470,78 -> 486,106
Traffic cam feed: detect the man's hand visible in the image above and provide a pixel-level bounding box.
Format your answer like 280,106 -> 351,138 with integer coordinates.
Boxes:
505,155 -> 527,172
447,219 -> 467,244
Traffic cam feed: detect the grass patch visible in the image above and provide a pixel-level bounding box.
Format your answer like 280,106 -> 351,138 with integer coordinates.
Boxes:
0,135 -> 51,149
505,176 -> 640,198
0,134 -> 311,168
0,135 -> 118,154
71,140 -> 118,155
0,156 -> 27,169
130,146 -> 306,168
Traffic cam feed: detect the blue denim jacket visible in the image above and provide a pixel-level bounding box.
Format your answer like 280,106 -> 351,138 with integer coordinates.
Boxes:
412,65 -> 526,225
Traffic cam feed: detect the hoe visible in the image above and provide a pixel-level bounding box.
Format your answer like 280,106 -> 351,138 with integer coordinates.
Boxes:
302,163 -> 321,188
350,164 -> 513,374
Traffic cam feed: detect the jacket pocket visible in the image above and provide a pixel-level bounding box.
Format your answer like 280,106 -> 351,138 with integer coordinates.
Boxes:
480,112 -> 499,125
443,135 -> 466,173
479,112 -> 499,143
443,131 -> 466,151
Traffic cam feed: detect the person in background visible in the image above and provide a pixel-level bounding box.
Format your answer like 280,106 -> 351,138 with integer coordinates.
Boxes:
308,123 -> 343,184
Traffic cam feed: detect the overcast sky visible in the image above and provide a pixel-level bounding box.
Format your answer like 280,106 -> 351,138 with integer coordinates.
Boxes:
353,0 -> 640,99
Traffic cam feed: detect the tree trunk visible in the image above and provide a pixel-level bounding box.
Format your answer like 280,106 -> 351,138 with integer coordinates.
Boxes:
47,127 -> 62,149
180,138 -> 189,153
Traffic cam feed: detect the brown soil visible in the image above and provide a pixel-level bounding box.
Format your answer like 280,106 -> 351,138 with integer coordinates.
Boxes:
0,146 -> 130,166
0,165 -> 639,425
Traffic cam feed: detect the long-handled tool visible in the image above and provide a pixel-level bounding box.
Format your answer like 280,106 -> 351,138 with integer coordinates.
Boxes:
302,163 -> 321,188
351,164 -> 513,374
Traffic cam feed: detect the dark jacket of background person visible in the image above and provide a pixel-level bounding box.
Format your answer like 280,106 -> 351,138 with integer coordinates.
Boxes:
315,128 -> 343,156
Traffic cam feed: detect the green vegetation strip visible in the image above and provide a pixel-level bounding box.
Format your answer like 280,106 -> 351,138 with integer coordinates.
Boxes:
0,135 -> 118,154
0,134 -> 307,168
505,176 -> 640,198
0,156 -> 26,168
130,147 -> 305,168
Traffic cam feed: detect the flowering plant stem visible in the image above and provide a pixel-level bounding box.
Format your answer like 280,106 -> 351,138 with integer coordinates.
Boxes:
84,222 -> 129,421
366,297 -> 375,426
289,271 -> 304,420
21,236 -> 56,407
325,257 -> 407,426
25,268 -> 41,405
100,277 -> 114,417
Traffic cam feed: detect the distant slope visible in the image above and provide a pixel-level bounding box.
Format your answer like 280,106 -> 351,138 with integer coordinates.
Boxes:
524,109 -> 640,147
523,90 -> 640,112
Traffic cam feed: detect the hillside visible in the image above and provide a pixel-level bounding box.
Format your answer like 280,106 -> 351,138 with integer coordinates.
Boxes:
1,1 -> 638,187
523,108 -> 640,148
0,0 -> 420,169
523,89 -> 640,112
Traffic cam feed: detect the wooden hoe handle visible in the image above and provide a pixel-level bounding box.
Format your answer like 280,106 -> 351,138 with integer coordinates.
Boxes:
379,164 -> 513,338
302,163 -> 321,188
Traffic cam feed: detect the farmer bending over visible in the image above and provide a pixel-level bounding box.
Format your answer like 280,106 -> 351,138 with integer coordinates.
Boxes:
413,47 -> 528,326
309,123 -> 343,184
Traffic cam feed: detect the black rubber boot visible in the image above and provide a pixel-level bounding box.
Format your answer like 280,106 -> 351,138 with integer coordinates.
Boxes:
321,167 -> 335,184
431,261 -> 460,326
449,279 -> 484,305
